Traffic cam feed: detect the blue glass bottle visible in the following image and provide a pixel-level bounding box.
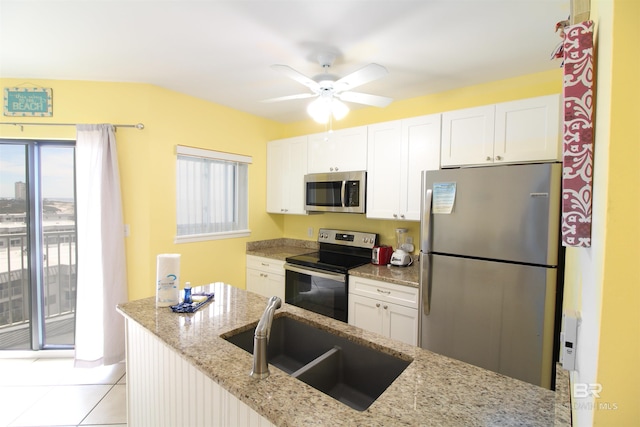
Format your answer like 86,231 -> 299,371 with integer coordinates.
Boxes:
183,283 -> 192,304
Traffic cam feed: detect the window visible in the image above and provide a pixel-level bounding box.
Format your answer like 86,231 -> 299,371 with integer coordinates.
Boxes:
175,145 -> 252,243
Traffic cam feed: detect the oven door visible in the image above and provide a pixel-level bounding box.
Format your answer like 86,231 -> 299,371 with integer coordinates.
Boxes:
284,263 -> 348,322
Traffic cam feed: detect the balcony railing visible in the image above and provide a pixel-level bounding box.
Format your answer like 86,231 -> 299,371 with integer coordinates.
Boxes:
0,229 -> 77,348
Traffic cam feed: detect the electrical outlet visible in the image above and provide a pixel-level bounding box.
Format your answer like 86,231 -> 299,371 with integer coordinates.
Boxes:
307,227 -> 314,237
124,224 -> 130,237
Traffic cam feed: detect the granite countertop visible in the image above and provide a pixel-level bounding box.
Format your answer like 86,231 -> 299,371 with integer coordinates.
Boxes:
246,238 -> 318,261
118,282 -> 571,427
349,261 -> 420,288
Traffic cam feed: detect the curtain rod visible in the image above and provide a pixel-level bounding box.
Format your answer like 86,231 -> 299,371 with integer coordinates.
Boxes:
0,122 -> 144,130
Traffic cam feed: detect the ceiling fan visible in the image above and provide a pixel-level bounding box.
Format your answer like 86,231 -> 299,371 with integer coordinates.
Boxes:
263,53 -> 393,123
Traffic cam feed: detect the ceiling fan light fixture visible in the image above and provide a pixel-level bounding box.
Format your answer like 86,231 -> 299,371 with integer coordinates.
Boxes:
331,99 -> 349,120
307,96 -> 349,124
307,97 -> 330,123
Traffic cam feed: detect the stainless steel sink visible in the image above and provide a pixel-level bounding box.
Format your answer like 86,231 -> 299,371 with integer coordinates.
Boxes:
222,314 -> 412,411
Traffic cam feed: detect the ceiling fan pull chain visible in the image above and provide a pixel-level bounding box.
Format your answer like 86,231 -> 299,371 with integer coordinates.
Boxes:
324,117 -> 333,141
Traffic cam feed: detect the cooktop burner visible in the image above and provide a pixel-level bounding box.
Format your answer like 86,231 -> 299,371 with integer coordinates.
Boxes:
286,228 -> 378,273
286,251 -> 371,273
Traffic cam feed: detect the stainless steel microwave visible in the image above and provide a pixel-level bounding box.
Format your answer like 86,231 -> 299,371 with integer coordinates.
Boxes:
304,171 -> 366,213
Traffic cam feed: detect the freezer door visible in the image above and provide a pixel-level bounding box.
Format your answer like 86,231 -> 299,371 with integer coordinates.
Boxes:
421,254 -> 557,387
422,163 -> 561,266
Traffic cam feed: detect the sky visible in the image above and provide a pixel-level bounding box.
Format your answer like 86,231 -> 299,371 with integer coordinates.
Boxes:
0,143 -> 75,200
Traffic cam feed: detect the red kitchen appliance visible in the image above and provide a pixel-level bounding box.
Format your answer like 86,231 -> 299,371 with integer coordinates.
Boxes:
372,245 -> 393,265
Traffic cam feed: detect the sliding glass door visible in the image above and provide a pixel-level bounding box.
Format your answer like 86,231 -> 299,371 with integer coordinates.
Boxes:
0,140 -> 77,350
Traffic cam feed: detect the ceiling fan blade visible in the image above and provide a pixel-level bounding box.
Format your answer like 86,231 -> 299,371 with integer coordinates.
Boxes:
336,91 -> 393,108
261,93 -> 318,103
271,64 -> 320,91
333,63 -> 388,92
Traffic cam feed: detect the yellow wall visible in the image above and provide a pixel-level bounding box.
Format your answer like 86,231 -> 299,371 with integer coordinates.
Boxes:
556,0 -> 640,424
0,79 -> 284,301
594,0 -> 640,424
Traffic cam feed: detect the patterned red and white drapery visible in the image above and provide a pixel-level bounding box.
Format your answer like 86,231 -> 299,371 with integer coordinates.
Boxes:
562,20 -> 594,247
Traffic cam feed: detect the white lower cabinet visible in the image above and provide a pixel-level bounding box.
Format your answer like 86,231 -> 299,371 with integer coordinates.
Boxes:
348,276 -> 419,346
246,255 -> 285,300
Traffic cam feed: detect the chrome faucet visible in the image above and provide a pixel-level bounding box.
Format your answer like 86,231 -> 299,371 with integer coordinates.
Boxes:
250,296 -> 282,379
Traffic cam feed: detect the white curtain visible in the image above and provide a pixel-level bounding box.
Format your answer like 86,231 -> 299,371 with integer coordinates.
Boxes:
74,124 -> 128,367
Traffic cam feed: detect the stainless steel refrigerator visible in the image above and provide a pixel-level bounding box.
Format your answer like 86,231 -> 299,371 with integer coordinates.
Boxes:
419,163 -> 563,389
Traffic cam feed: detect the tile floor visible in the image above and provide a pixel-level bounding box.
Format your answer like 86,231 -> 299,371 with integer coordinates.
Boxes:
0,357 -> 126,427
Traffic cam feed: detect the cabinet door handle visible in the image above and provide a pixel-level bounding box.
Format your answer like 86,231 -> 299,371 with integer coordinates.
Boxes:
400,214 -> 405,219
495,155 -> 503,161
377,289 -> 391,295
383,305 -> 388,310
375,303 -> 381,308
486,156 -> 492,161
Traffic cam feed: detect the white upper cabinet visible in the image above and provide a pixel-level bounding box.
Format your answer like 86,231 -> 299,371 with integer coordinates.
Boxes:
494,94 -> 561,164
441,94 -> 561,167
266,136 -> 308,214
307,126 -> 368,173
441,105 -> 495,167
366,120 -> 402,220
367,114 -> 441,221
400,115 -> 441,219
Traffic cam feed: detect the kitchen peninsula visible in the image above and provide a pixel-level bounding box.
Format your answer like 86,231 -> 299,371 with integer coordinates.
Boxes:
117,282 -> 571,426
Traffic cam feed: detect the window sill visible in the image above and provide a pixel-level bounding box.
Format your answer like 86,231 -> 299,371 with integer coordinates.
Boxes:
174,229 -> 251,244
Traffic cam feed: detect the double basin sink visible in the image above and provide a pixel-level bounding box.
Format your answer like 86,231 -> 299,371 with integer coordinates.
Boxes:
223,313 -> 412,411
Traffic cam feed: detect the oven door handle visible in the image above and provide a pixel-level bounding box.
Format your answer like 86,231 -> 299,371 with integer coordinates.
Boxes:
284,264 -> 347,283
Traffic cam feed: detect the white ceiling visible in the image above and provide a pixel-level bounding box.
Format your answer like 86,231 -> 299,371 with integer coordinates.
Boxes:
0,0 -> 569,123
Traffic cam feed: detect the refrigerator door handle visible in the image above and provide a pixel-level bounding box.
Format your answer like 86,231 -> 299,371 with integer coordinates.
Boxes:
421,187 -> 433,315
422,189 -> 433,253
420,255 -> 431,315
